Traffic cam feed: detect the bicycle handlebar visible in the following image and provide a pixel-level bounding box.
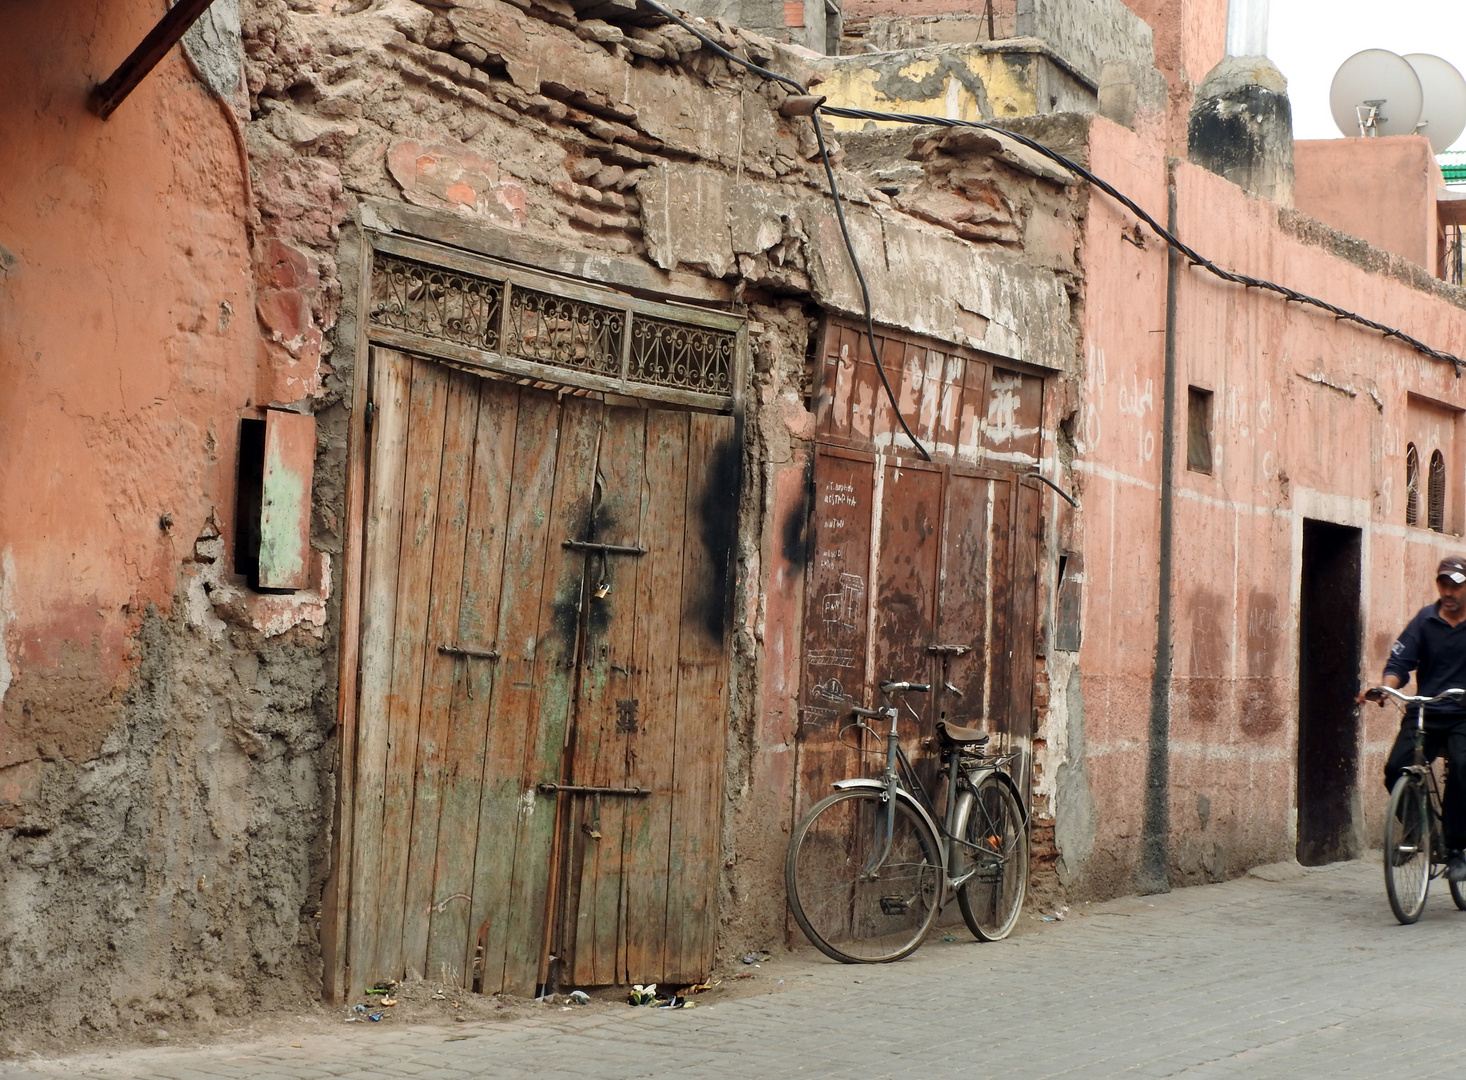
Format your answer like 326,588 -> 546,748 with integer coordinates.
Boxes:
1365,685 -> 1466,707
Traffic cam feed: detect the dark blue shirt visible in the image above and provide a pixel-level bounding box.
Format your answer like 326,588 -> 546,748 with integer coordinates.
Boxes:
1384,602 -> 1466,719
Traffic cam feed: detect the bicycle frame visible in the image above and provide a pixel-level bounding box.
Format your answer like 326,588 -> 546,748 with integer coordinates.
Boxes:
1371,684 -> 1465,870
840,688 -> 1024,903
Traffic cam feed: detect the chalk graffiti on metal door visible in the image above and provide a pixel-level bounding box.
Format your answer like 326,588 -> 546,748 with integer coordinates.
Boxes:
347,347 -> 735,996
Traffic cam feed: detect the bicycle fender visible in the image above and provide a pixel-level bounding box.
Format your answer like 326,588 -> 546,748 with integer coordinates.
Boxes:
964,769 -> 1030,828
830,779 -> 945,856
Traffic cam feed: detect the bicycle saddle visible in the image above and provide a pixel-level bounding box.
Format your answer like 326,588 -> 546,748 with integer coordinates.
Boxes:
936,720 -> 989,746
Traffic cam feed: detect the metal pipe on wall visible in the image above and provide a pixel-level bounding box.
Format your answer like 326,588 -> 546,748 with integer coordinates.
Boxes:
1225,0 -> 1269,58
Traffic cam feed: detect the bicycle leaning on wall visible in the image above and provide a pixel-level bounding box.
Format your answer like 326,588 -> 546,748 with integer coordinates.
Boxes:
784,678 -> 1029,963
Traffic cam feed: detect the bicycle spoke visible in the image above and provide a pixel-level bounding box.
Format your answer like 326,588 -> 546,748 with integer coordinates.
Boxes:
787,789 -> 941,963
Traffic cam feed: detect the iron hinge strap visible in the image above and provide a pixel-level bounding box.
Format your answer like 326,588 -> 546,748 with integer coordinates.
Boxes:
536,782 -> 651,797
562,540 -> 647,556
438,643 -> 500,660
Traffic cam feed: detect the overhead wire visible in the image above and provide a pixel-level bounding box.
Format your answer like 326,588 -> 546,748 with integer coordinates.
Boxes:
639,0 -> 1466,464
642,0 -> 933,459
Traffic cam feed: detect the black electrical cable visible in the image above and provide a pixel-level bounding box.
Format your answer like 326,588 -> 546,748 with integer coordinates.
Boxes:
818,105 -> 1466,374
639,0 -> 1465,405
809,113 -> 932,460
640,0 -> 931,459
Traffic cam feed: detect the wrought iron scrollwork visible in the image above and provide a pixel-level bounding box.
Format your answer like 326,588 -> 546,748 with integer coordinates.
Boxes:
505,286 -> 623,376
629,316 -> 734,395
368,247 -> 738,402
370,254 -> 502,350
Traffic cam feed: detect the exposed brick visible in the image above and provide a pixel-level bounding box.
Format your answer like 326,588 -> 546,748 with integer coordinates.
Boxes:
589,164 -> 624,189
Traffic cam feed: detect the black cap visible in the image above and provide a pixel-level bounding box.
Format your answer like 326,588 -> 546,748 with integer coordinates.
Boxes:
1438,556 -> 1466,584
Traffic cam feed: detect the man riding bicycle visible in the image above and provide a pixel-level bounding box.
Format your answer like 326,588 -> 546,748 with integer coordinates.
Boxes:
1362,556 -> 1466,883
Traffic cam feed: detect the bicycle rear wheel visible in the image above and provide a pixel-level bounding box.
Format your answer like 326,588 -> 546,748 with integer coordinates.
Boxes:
786,788 -> 941,963
956,776 -> 1028,941
1384,773 -> 1431,924
1451,876 -> 1466,911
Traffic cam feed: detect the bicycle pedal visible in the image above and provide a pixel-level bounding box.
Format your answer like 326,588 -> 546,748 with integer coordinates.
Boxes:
879,895 -> 910,916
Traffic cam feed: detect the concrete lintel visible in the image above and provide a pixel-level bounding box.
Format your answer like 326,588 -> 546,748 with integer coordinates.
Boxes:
358,197 -> 735,307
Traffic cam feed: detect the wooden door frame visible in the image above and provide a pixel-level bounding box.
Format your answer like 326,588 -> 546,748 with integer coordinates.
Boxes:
321,224 -> 748,1001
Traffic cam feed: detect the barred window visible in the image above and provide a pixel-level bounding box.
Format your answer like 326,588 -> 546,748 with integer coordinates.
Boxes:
1429,449 -> 1446,533
1406,443 -> 1420,527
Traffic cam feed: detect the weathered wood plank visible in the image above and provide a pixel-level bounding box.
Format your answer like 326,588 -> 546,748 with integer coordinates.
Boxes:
400,371 -> 481,978
426,379 -> 520,985
362,199 -> 734,307
957,355 -> 990,463
986,477 -> 1016,740
567,406 -> 646,986
1009,479 -> 1042,764
500,395 -> 604,995
347,350 -> 413,994
464,386 -> 565,994
875,459 -> 944,789
373,358 -> 452,982
793,448 -> 875,826
321,265 -> 378,1004
936,471 -> 991,728
620,409 -> 689,982
662,411 -> 737,983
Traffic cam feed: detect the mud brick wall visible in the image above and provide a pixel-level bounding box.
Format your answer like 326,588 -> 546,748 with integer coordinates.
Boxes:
1,0 -> 1084,1047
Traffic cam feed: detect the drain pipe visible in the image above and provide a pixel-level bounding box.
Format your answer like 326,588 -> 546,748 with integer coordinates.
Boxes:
1138,170 -> 1180,895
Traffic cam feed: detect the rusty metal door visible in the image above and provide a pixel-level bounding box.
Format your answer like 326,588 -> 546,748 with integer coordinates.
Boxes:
348,348 -> 735,996
794,447 -> 1040,817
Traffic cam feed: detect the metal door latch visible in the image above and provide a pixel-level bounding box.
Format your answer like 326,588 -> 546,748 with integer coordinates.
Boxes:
438,643 -> 500,660
563,540 -> 647,556
536,782 -> 650,797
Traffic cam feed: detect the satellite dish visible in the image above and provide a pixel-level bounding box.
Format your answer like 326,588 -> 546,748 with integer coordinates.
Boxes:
1404,53 -> 1466,153
1330,49 -> 1423,138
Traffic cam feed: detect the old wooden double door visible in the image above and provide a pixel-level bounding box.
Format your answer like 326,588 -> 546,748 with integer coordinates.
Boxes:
347,348 -> 735,995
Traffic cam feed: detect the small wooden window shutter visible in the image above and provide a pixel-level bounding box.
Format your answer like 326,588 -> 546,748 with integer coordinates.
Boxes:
257,409 -> 317,590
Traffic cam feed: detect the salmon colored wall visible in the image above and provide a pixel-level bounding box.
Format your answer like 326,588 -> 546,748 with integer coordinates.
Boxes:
1069,115 -> 1466,892
1118,0 -> 1227,148
0,1 -> 257,764
1063,119 -> 1169,891
1294,136 -> 1441,271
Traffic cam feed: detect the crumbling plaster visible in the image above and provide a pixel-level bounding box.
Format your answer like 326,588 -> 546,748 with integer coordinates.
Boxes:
237,0 -> 1082,967
2,0 -> 1090,1044
0,0 -> 345,1053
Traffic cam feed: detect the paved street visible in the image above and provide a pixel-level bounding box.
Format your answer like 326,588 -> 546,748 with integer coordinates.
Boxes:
8,858 -> 1466,1080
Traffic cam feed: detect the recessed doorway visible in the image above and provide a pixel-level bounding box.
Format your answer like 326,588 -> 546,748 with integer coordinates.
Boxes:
1296,519 -> 1362,866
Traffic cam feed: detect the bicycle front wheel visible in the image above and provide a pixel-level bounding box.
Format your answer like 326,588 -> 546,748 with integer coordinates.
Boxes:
957,776 -> 1028,942
1384,772 -> 1431,925
786,788 -> 941,963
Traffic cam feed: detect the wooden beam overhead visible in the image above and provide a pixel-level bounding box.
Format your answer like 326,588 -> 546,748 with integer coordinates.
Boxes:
89,0 -> 219,120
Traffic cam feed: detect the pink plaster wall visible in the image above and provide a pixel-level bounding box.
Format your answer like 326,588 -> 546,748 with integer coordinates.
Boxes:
1070,114 -> 1466,894
1117,0 -> 1227,150
0,3 -> 257,764
1294,136 -> 1442,271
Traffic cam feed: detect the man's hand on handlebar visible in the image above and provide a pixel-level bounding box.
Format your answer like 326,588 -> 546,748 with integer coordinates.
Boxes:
1358,675 -> 1403,706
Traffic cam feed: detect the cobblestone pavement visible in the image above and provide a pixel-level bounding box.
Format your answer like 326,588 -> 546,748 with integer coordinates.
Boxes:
9,858 -> 1466,1080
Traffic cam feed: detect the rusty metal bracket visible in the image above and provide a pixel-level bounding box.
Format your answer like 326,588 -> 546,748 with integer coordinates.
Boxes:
562,540 -> 647,556
90,0 -> 220,120
438,643 -> 500,660
927,644 -> 971,656
536,782 -> 650,797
